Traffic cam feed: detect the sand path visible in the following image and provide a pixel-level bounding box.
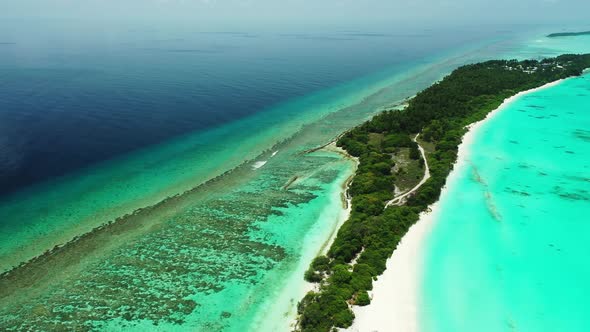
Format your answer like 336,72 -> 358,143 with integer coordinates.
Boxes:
385,133 -> 430,208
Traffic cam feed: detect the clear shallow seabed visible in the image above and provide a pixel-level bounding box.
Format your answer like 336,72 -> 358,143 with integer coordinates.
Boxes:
422,54 -> 590,331
0,25 -> 505,273
0,25 -> 521,331
0,25 -> 588,331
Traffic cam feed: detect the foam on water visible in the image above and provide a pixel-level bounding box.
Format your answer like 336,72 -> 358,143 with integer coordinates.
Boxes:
0,53 -> 448,273
0,28 -> 522,274
2,27 -> 582,331
0,33 -> 522,330
252,161 -> 268,169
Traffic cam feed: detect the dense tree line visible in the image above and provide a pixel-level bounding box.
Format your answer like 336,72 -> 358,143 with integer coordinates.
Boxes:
296,54 -> 590,332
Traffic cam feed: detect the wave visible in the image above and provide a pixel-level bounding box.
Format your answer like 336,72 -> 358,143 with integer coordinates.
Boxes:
252,150 -> 279,169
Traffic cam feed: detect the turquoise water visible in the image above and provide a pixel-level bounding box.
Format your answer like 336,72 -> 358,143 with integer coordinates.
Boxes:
515,34 -> 590,59
0,28 -> 515,273
422,72 -> 590,331
1,26 -> 531,330
3,22 -> 506,273
2,26 -> 586,331
0,60 -> 423,273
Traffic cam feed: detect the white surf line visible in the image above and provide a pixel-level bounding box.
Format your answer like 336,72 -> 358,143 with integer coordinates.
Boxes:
252,150 -> 279,170
385,133 -> 430,208
252,161 -> 268,169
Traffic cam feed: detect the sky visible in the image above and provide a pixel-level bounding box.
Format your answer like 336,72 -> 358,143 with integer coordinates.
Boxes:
2,0 -> 590,29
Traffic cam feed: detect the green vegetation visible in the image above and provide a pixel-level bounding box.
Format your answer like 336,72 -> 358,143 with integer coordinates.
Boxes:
296,54 -> 590,332
391,146 -> 423,191
547,31 -> 590,38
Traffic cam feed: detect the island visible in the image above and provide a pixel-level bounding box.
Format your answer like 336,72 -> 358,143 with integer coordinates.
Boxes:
295,54 -> 590,332
547,31 -> 590,38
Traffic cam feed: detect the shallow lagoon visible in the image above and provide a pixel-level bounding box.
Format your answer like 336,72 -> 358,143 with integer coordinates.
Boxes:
0,27 -> 520,330
422,72 -> 590,332
2,26 -> 588,330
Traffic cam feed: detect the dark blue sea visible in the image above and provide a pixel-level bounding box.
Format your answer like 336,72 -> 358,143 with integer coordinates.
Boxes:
0,20 -> 498,196
3,19 -> 579,331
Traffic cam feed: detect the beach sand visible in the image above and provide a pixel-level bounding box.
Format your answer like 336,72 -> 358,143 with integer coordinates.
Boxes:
255,143 -> 359,332
346,79 -> 564,332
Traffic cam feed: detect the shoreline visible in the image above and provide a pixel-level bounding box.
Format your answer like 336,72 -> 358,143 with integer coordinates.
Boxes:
346,78 -> 566,332
0,58 -> 441,275
312,143 -> 359,256
251,143 -> 359,332
288,143 -> 359,331
1,47 -> 470,326
1,28 -> 486,273
0,32 -> 522,275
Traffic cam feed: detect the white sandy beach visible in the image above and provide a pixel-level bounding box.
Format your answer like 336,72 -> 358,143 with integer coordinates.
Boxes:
285,143 -> 359,329
346,79 -> 564,332
253,143 -> 359,332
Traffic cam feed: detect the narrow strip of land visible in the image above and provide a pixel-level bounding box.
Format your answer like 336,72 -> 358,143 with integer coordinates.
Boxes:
296,54 -> 590,332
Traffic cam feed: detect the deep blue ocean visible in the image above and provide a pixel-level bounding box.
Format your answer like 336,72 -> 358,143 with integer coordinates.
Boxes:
0,20 -> 495,196
4,19 -> 582,331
